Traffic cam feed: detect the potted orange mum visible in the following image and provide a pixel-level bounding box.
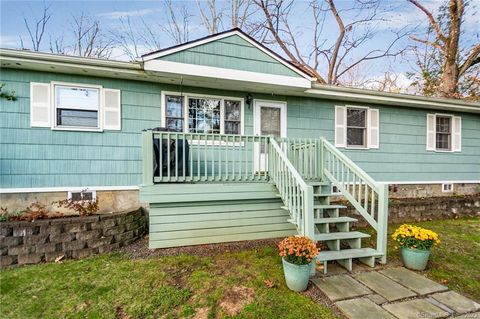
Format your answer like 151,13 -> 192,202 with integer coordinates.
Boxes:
278,236 -> 319,292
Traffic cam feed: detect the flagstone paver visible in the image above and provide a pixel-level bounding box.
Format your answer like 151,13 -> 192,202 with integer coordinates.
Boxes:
336,298 -> 396,319
383,299 -> 450,319
311,274 -> 371,301
380,267 -> 448,295
454,311 -> 480,318
367,294 -> 388,305
354,271 -> 417,301
431,291 -> 480,314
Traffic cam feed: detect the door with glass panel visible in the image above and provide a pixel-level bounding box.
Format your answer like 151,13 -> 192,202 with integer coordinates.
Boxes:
254,100 -> 287,171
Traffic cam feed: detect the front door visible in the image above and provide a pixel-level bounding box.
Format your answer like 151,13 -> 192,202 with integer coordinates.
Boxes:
254,100 -> 287,171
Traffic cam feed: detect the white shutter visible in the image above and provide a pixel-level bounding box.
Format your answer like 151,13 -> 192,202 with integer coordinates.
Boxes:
30,82 -> 51,127
335,105 -> 347,147
426,114 -> 436,151
368,108 -> 379,149
452,116 -> 461,152
103,89 -> 121,130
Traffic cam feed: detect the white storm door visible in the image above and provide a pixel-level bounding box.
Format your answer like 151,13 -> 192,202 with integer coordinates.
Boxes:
253,100 -> 287,171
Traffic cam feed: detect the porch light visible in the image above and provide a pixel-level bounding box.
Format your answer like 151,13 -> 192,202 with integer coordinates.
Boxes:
246,93 -> 253,108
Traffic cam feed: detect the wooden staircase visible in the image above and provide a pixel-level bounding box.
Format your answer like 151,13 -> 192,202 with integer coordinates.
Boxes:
270,137 -> 389,274
309,181 -> 382,273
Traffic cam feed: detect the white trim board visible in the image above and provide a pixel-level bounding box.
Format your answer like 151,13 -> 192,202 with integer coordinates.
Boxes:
140,29 -> 314,81
0,186 -> 139,194
144,60 -> 311,89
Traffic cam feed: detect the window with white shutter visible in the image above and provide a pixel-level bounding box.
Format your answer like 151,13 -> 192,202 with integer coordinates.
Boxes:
103,89 -> 121,130
452,116 -> 462,152
368,108 -> 379,149
30,82 -> 51,127
334,105 -> 346,147
426,114 -> 461,152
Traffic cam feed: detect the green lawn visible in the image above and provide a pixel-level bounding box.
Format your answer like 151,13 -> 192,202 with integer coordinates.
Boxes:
383,217 -> 480,301
1,218 -> 478,318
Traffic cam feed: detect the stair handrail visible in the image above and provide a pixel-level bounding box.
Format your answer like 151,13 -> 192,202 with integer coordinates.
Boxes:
321,138 -> 388,263
268,138 -> 315,240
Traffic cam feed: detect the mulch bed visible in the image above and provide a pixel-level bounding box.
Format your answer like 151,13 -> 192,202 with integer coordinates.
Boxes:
119,236 -> 283,259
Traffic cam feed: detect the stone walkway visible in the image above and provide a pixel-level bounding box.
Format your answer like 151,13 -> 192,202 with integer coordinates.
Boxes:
312,265 -> 480,319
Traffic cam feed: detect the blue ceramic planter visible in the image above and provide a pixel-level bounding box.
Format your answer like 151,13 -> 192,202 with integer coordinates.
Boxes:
401,247 -> 430,270
282,258 -> 311,292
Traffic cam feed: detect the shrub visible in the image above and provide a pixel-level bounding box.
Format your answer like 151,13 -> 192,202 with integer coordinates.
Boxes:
392,224 -> 440,250
55,198 -> 99,216
278,236 -> 319,265
0,203 -> 49,222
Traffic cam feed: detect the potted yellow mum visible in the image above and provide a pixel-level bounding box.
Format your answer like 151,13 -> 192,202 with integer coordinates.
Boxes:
392,224 -> 440,271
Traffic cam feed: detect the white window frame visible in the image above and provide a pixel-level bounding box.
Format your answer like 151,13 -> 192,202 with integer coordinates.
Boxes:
161,91 -> 245,135
345,105 -> 369,150
442,183 -> 453,193
67,189 -> 97,202
51,81 -> 103,132
432,113 -> 455,153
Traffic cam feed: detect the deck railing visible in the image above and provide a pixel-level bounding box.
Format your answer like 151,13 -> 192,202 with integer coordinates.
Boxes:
278,138 -> 322,182
142,130 -> 270,184
321,138 -> 389,263
269,138 -> 315,239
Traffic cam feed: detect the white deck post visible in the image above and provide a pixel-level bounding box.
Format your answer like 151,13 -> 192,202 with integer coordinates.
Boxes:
377,183 -> 389,264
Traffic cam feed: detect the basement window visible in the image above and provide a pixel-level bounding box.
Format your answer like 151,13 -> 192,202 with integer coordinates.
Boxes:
68,190 -> 97,202
442,183 -> 453,193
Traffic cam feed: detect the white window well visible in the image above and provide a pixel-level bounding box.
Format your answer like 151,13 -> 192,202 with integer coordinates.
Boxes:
68,190 -> 97,202
163,92 -> 244,135
442,183 -> 453,193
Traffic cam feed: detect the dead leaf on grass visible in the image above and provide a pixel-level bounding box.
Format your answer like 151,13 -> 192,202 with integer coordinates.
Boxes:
55,255 -> 65,263
441,279 -> 449,284
192,307 -> 209,319
263,279 -> 275,288
219,286 -> 255,316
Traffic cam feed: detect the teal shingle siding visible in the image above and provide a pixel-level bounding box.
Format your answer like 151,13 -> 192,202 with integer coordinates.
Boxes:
158,34 -> 302,78
1,68 -> 479,189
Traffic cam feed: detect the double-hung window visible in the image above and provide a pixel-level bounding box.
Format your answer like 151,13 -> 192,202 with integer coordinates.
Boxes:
164,93 -> 243,134
346,108 -> 367,148
435,116 -> 452,150
54,84 -> 101,129
335,105 -> 379,149
426,114 -> 461,152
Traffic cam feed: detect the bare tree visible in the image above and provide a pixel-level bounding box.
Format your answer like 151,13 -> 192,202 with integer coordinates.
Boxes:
162,0 -> 191,44
22,3 -> 52,51
253,0 -> 410,85
70,12 -> 113,58
407,0 -> 480,99
196,0 -> 223,34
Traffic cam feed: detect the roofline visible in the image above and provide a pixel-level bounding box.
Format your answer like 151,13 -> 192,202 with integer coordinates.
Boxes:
139,28 -> 315,81
0,48 -> 141,70
1,48 -> 478,114
307,83 -> 480,114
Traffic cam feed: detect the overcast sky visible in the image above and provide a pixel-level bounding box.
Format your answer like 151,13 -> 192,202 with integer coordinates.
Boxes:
1,0 -> 478,87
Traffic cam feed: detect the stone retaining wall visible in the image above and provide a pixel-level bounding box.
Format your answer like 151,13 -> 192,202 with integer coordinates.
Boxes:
335,195 -> 480,227
0,208 -> 147,267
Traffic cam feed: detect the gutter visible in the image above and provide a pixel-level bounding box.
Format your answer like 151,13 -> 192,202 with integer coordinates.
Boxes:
306,84 -> 480,114
0,48 -> 142,71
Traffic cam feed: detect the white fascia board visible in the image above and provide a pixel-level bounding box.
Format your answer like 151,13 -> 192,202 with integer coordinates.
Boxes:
140,30 -> 314,81
0,186 -> 139,194
304,88 -> 480,114
144,60 -> 312,89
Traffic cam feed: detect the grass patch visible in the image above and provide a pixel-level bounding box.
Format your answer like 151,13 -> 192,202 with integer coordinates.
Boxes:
362,217 -> 480,301
0,246 -> 337,319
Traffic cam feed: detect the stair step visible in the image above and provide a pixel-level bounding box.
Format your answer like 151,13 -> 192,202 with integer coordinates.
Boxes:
315,231 -> 370,241
307,181 -> 330,186
314,216 -> 357,224
317,248 -> 382,261
313,204 -> 346,209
